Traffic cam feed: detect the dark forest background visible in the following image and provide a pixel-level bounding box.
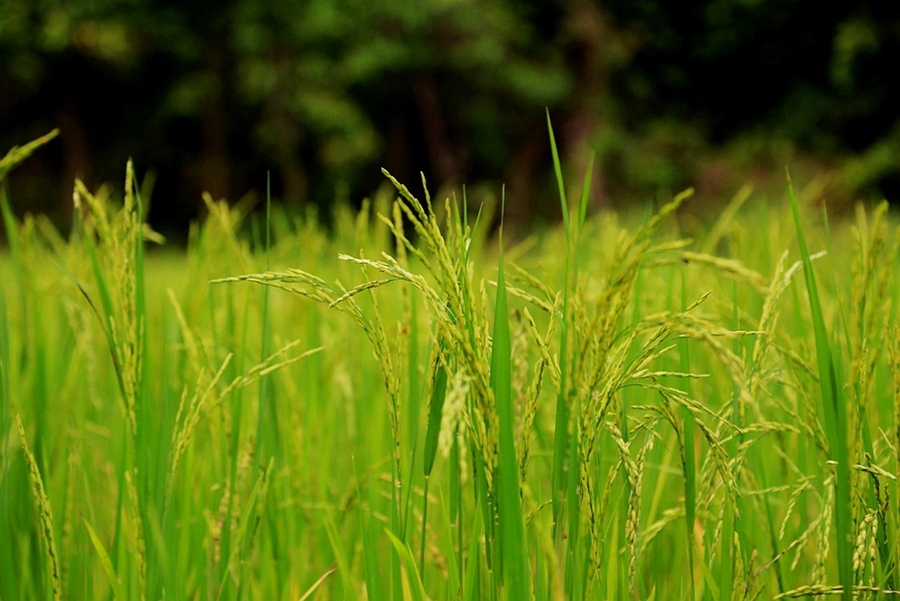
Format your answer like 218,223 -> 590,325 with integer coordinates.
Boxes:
2,0 -> 899,239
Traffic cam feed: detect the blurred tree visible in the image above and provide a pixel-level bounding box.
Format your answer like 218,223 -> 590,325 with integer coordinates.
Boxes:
1,0 -> 898,238
0,0 -> 575,234
601,0 -> 900,200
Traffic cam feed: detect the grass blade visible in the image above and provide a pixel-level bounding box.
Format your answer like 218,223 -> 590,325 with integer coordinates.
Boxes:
83,517 -> 127,601
356,457 -> 387,601
491,197 -> 530,600
679,273 -> 697,598
0,235 -> 15,600
215,459 -> 272,601
385,528 -> 428,601
421,342 -> 448,574
323,513 -> 355,599
578,152 -> 594,231
787,169 -> 852,601
256,172 -> 277,463
717,282 -> 740,601
547,111 -> 572,550
298,567 -> 338,601
423,345 -> 449,478
547,110 -> 570,238
464,500 -> 485,601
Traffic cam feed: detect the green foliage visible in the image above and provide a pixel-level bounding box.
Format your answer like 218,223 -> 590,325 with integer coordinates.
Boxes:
0,0 -> 572,221
3,133 -> 900,600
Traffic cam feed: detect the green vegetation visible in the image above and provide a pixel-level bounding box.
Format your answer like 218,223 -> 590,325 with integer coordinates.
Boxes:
2,132 -> 900,600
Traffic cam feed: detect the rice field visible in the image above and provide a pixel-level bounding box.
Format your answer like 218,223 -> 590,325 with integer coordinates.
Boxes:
1,130 -> 899,600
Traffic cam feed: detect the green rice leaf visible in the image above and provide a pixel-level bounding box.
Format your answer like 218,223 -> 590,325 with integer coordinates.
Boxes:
423,345 -> 448,478
464,500 -> 485,601
679,273 -> 697,598
83,517 -> 127,601
323,513 -> 356,598
356,465 -> 386,601
215,460 -> 271,601
547,112 -> 572,540
578,152 -> 594,231
298,567 -> 338,601
385,528 -> 428,601
787,169 -> 852,601
546,109 -> 570,238
491,207 -> 530,600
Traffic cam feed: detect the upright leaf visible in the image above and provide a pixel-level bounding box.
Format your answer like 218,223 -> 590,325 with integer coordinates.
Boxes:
492,202 -> 530,600
787,170 -> 852,601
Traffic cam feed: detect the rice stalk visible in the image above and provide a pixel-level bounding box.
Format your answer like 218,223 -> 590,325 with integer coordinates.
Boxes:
889,326 -> 900,587
72,163 -> 152,436
16,415 -> 62,601
774,584 -> 900,598
124,469 -> 146,601
845,202 -> 897,590
167,355 -> 232,504
214,457 -> 273,600
678,273 -> 697,598
519,306 -> 556,484
0,130 -> 59,182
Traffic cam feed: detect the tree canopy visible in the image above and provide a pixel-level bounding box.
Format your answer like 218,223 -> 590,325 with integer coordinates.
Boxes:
2,0 -> 898,236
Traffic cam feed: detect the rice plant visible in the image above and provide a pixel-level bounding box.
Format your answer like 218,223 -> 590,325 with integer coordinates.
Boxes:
1,129 -> 899,600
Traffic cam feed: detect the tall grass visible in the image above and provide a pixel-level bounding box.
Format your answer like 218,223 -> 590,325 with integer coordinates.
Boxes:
1,131 -> 899,599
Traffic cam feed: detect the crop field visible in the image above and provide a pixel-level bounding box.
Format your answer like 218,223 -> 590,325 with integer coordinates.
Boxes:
1,132 -> 899,600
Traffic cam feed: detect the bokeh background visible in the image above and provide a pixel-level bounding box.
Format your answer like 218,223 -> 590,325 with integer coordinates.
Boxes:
2,0 -> 899,239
